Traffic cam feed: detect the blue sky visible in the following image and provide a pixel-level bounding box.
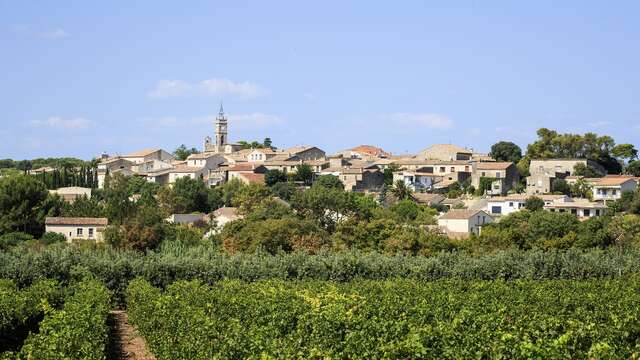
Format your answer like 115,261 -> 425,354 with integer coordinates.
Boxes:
1,1 -> 639,160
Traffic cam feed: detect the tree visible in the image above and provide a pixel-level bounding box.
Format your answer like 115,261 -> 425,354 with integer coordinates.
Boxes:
104,205 -> 166,251
291,186 -> 357,231
525,128 -> 621,174
262,137 -> 275,150
103,173 -> 136,224
62,195 -> 104,218
570,178 -> 593,199
551,178 -> 571,195
383,164 -> 400,186
490,141 -> 522,163
172,177 -> 210,213
625,160 -> 640,177
524,196 -> 545,211
173,145 -> 200,161
390,180 -> 412,201
313,175 -> 344,190
475,177 -> 495,196
0,174 -> 53,236
573,163 -> 603,178
612,144 -> 638,163
264,169 -> 287,187
271,182 -> 297,201
294,164 -> 314,186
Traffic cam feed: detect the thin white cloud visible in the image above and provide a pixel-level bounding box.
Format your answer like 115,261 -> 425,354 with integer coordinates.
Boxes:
39,28 -> 70,39
147,78 -> 265,99
588,121 -> 611,128
384,113 -> 454,129
30,117 -> 93,130
147,80 -> 191,98
303,93 -> 317,101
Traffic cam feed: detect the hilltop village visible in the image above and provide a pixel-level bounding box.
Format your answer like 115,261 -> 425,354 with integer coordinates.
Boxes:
48,105 -> 632,240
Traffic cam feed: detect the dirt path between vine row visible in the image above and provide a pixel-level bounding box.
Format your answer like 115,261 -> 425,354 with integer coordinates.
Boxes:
107,310 -> 156,360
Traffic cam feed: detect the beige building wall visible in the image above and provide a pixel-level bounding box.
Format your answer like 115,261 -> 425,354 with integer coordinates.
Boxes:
45,224 -> 105,242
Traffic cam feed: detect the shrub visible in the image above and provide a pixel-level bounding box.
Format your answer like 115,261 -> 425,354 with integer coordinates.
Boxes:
18,280 -> 111,360
39,232 -> 66,246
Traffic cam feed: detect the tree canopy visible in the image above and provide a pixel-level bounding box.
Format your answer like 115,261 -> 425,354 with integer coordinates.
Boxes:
490,141 -> 522,163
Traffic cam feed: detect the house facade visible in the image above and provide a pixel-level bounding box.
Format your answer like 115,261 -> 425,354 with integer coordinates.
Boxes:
592,176 -> 638,201
437,209 -> 493,238
415,144 -> 473,161
471,162 -> 519,196
45,217 -> 108,242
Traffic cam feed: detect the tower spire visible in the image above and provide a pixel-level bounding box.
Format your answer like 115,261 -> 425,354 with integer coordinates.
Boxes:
218,101 -> 224,117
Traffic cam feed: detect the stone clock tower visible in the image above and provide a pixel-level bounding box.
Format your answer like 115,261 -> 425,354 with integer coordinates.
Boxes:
204,103 -> 229,153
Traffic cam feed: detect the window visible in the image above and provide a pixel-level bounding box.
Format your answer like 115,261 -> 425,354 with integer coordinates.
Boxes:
450,167 -> 455,172
583,209 -> 590,217
509,202 -> 514,207
595,209 -> 600,216
440,167 -> 446,173
612,189 -> 617,196
88,228 -> 94,238
495,172 -> 500,178
571,209 -> 577,215
465,166 -> 469,172
76,228 -> 83,236
491,206 -> 502,214
481,172 -> 486,177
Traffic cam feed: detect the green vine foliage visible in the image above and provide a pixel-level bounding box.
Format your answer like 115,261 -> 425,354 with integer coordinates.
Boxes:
15,280 -> 111,360
127,278 -> 640,359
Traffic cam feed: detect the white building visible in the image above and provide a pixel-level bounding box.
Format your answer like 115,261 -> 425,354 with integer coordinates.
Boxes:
45,217 -> 108,242
437,209 -> 493,238
544,198 -> 607,218
486,194 -> 568,216
49,187 -> 92,203
592,176 -> 638,202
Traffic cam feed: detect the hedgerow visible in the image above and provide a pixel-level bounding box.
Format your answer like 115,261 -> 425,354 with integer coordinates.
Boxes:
16,279 -> 111,360
127,278 -> 640,359
2,246 -> 640,303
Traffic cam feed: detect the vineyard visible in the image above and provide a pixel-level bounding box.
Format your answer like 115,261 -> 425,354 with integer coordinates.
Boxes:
127,278 -> 640,359
0,279 -> 111,360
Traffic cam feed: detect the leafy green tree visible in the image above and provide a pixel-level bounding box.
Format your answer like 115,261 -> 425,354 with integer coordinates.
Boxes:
0,174 -> 55,236
383,164 -> 400,186
173,145 -> 200,161
313,175 -> 344,190
490,141 -> 522,163
291,186 -> 357,231
220,179 -> 246,207
390,200 -> 421,222
172,177 -> 210,213
524,196 -> 545,211
570,178 -> 593,199
233,183 -> 273,215
104,205 -> 166,250
103,173 -> 136,224
573,163 -> 604,178
612,143 -> 638,163
264,169 -> 287,187
625,160 -> 640,176
62,195 -> 104,218
294,164 -> 314,186
551,178 -> 571,195
271,182 -> 298,201
0,232 -> 34,250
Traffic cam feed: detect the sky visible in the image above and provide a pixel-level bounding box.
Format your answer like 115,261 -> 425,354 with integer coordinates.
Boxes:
1,1 -> 640,160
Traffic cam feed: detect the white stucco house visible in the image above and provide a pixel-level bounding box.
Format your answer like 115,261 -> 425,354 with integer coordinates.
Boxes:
591,176 -> 638,202
437,209 -> 493,238
45,217 -> 108,242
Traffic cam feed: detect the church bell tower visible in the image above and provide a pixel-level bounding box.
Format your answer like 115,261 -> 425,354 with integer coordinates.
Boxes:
214,103 -> 228,149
